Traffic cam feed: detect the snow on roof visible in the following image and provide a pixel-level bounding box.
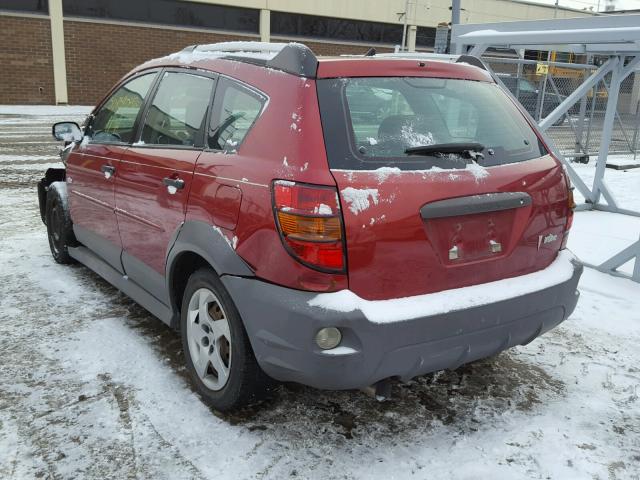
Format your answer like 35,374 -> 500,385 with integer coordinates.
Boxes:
154,41 -> 290,66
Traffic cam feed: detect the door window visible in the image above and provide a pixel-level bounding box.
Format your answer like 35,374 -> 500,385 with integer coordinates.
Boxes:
89,73 -> 156,144
208,78 -> 266,152
140,72 -> 215,147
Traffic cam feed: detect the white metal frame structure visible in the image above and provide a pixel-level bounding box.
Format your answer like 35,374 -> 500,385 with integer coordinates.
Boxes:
452,14 -> 640,282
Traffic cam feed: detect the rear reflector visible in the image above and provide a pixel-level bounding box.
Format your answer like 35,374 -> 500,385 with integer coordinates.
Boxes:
561,169 -> 575,249
273,180 -> 346,272
565,170 -> 576,232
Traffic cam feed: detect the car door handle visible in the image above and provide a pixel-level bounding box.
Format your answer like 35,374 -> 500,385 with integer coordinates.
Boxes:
163,177 -> 185,194
100,164 -> 116,179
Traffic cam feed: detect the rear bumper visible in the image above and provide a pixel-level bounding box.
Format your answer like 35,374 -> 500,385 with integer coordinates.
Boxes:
222,256 -> 583,390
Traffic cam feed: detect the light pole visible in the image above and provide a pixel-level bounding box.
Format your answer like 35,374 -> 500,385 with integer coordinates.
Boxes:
400,0 -> 410,51
451,0 -> 461,25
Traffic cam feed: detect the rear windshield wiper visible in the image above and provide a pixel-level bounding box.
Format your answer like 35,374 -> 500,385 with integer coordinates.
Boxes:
405,142 -> 485,161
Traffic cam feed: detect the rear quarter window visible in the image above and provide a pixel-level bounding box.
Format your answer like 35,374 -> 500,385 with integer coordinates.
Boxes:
208,78 -> 266,152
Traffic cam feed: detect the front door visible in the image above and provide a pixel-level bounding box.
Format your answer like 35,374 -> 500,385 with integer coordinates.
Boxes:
67,72 -> 158,271
115,70 -> 216,301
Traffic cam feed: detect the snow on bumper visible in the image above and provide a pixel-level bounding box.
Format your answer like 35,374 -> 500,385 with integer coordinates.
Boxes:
222,251 -> 583,390
308,249 -> 578,324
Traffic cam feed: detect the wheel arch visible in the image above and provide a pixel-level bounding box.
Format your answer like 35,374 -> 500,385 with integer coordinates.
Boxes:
38,168 -> 66,225
165,220 -> 254,329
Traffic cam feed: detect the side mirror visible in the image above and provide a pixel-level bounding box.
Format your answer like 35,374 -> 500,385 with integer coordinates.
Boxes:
52,121 -> 82,143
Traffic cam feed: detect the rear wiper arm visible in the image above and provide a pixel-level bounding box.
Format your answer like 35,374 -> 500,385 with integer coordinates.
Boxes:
405,142 -> 485,161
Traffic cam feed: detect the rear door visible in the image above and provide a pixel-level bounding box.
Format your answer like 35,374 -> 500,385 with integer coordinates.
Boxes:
67,72 -> 157,271
115,70 -> 216,300
317,76 -> 572,301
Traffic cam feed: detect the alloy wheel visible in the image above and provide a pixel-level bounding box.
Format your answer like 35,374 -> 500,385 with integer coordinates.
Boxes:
186,288 -> 232,391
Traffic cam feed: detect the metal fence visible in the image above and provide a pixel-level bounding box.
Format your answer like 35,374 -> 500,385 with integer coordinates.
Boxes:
482,56 -> 640,166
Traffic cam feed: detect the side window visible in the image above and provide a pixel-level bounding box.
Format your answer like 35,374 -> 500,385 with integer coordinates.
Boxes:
89,73 -> 156,144
208,78 -> 265,152
140,72 -> 215,147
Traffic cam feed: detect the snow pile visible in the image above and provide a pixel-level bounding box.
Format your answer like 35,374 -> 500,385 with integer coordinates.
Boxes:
333,162 -> 490,181
466,161 -> 489,180
373,166 -> 401,182
341,187 -> 379,215
400,125 -> 435,147
212,226 -> 237,251
163,42 -> 282,65
149,41 -> 312,67
308,250 -> 577,323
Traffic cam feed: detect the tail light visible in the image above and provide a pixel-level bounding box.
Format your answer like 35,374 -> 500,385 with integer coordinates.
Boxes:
272,180 -> 346,272
561,168 -> 575,249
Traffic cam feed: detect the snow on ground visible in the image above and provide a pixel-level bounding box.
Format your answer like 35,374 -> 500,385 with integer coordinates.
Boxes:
1,107 -> 639,479
0,105 -> 92,116
570,160 -> 640,213
568,210 -> 640,276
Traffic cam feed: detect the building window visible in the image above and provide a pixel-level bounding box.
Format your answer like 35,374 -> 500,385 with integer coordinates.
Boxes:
62,0 -> 259,34
271,11 -> 403,45
416,26 -> 437,48
0,0 -> 48,14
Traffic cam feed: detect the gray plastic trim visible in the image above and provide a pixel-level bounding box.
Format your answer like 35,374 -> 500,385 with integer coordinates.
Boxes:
69,245 -> 173,325
166,221 -> 254,280
122,251 -> 170,306
455,54 -> 488,71
265,43 -> 318,77
73,224 -> 125,274
222,259 -> 582,390
420,192 -> 532,220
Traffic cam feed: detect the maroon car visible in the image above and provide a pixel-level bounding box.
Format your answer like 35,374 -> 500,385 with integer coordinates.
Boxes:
39,42 -> 581,411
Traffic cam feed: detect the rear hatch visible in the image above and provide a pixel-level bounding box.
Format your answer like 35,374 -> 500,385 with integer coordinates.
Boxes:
317,75 -> 571,301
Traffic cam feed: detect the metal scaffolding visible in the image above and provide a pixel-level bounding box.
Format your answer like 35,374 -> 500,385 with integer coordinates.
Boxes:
452,14 -> 640,282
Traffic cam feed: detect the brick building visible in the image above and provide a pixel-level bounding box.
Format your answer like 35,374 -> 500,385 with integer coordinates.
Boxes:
0,0 -> 592,105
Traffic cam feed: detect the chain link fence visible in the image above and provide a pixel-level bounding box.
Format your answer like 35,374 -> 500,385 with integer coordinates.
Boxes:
482,56 -> 640,167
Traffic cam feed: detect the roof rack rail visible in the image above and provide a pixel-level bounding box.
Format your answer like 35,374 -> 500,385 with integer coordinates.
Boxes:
370,52 -> 488,71
372,52 -> 460,62
455,54 -> 488,71
180,41 -> 319,78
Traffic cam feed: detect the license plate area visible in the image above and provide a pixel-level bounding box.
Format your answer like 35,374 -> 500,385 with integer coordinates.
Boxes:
420,192 -> 531,265
424,210 -> 516,263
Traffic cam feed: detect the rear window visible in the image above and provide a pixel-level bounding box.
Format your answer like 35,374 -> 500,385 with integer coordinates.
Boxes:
317,77 -> 546,171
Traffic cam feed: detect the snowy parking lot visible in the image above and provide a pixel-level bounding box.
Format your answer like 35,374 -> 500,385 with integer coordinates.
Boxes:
1,106 -> 639,479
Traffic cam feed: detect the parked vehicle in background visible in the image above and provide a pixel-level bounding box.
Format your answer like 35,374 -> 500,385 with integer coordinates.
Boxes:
497,74 -> 567,125
39,43 -> 582,411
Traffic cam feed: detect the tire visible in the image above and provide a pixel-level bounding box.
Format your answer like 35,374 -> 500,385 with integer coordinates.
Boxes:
45,182 -> 77,264
180,268 -> 272,411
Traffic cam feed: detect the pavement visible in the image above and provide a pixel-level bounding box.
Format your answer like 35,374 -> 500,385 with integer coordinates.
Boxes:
1,106 -> 639,480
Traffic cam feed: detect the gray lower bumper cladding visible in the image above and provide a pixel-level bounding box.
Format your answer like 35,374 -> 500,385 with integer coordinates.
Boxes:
222,260 -> 583,390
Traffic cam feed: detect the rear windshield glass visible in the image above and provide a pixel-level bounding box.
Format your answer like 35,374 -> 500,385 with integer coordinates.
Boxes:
317,77 -> 547,171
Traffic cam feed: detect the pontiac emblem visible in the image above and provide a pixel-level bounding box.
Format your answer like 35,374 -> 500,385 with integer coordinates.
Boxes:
537,233 -> 558,250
